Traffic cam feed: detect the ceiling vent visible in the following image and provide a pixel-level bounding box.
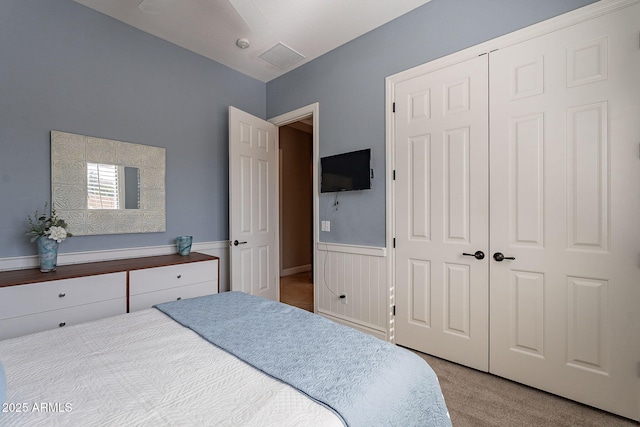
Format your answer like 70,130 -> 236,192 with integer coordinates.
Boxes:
258,43 -> 305,70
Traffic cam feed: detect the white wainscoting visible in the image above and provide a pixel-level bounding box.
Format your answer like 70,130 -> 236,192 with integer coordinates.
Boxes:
315,242 -> 390,341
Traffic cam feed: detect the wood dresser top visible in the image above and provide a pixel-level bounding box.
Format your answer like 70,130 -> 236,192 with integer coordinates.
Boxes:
0,252 -> 219,288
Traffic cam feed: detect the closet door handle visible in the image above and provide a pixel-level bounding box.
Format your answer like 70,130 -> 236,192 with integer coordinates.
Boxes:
462,251 -> 485,260
233,240 -> 248,246
493,252 -> 515,262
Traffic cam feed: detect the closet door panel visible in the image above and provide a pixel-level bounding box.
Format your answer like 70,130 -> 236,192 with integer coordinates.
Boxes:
489,3 -> 640,420
394,55 -> 489,371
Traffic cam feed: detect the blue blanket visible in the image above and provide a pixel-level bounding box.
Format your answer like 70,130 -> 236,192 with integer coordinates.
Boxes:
155,292 -> 451,427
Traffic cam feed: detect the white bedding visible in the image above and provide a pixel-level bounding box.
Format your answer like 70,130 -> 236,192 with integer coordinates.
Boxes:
0,309 -> 342,427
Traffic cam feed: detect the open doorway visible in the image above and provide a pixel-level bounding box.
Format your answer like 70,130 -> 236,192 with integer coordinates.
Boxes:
278,118 -> 313,312
229,104 -> 318,302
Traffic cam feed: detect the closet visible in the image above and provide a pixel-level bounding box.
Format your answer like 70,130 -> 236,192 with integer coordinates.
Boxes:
389,1 -> 639,420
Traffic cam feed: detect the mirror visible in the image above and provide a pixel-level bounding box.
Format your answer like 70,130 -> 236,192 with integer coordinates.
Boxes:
51,131 -> 166,235
87,163 -> 140,210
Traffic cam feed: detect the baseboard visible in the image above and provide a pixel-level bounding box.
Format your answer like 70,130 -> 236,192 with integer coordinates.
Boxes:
281,264 -> 312,276
317,310 -> 388,341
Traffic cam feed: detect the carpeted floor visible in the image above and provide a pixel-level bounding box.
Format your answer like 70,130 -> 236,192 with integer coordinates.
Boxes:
414,351 -> 638,427
279,273 -> 638,426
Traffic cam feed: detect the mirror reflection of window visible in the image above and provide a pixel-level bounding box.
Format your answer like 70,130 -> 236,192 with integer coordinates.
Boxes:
87,163 -> 119,209
87,163 -> 140,210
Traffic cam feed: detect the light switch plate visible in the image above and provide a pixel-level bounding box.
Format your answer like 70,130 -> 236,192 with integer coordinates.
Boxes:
321,221 -> 330,232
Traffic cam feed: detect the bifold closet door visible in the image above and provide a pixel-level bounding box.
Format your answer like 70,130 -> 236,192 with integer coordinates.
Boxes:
489,3 -> 640,420
394,55 -> 490,371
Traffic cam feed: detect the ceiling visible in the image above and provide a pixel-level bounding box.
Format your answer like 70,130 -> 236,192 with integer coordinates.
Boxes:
73,0 -> 432,82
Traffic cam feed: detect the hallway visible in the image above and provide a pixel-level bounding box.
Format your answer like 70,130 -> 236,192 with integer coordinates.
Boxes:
280,272 -> 313,312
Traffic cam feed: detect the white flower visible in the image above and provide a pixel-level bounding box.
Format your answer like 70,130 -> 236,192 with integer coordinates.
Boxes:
47,226 -> 68,243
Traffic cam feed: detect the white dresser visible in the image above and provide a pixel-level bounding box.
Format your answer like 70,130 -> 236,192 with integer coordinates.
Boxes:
129,259 -> 218,312
0,253 -> 219,341
0,273 -> 126,340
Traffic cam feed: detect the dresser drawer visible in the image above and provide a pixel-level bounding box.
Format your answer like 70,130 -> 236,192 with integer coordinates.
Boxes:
0,297 -> 126,341
129,260 -> 218,295
130,280 -> 216,312
0,272 -> 126,320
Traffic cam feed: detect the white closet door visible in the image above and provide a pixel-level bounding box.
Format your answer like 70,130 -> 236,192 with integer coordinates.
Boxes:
489,4 -> 640,420
394,55 -> 489,371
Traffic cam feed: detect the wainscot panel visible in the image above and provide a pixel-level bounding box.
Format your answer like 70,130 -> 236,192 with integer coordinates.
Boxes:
315,243 -> 389,340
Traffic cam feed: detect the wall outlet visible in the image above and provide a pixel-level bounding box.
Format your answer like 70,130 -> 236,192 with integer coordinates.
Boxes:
340,293 -> 347,305
321,220 -> 331,232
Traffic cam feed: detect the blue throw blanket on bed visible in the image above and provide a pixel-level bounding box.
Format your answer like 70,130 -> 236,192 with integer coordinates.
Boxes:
155,292 -> 451,427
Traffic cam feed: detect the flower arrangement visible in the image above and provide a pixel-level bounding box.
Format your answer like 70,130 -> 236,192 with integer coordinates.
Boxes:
27,203 -> 72,243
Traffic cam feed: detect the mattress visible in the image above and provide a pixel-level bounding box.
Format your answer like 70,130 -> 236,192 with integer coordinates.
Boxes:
0,308 -> 342,426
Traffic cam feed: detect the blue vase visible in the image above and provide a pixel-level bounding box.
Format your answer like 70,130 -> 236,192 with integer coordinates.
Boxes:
37,236 -> 59,272
176,236 -> 193,256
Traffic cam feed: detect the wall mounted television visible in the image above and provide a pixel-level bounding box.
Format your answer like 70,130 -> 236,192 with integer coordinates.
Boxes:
320,149 -> 372,193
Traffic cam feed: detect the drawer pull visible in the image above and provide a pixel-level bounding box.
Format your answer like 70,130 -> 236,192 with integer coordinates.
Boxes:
177,274 -> 182,279
59,293 -> 66,298
59,322 -> 66,327
177,297 -> 182,301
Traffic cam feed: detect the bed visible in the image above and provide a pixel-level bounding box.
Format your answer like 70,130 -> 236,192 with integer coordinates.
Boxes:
0,291 -> 451,426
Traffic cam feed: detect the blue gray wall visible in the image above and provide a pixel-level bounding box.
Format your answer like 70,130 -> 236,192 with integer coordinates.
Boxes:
1,0 -> 598,258
0,0 -> 265,258
267,0 -> 597,247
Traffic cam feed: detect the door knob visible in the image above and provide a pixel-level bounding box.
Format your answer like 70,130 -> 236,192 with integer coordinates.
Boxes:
462,251 -> 485,260
233,240 -> 248,246
493,252 -> 515,262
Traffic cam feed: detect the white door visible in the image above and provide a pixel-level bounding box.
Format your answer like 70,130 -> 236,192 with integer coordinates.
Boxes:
489,4 -> 640,420
394,55 -> 490,371
229,106 -> 279,301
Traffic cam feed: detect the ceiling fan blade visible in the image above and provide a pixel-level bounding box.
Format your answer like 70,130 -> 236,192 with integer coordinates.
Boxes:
137,0 -> 175,14
228,0 -> 272,34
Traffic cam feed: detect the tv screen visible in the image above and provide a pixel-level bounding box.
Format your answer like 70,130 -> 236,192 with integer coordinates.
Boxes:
320,149 -> 371,193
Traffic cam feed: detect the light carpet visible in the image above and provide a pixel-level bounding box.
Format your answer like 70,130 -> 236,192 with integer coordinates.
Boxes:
414,351 -> 638,427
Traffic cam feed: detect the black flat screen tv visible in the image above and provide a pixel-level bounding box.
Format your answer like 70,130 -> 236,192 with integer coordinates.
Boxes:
320,149 -> 371,193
